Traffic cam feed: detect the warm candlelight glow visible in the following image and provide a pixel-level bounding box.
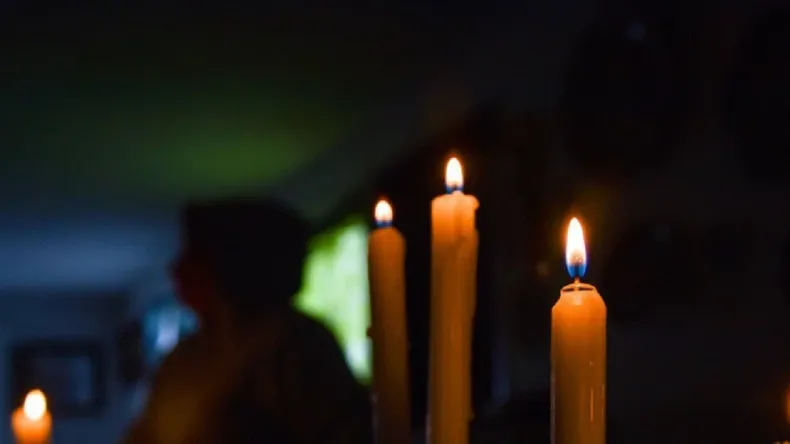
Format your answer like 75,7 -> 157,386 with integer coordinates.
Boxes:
12,388 -> 51,444
23,390 -> 47,421
374,200 -> 394,226
445,157 -> 464,193
565,217 -> 588,280
785,384 -> 790,424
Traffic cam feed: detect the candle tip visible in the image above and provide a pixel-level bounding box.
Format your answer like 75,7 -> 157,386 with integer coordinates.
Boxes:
23,389 -> 47,421
565,217 -> 588,279
374,200 -> 393,227
445,157 -> 464,193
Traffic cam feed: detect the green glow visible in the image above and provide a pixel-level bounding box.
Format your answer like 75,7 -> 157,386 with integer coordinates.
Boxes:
294,217 -> 371,381
1,82 -> 368,202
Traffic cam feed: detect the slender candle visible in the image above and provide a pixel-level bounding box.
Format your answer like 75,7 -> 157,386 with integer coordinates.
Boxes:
368,199 -> 412,444
428,157 -> 479,444
11,390 -> 52,444
551,217 -> 606,444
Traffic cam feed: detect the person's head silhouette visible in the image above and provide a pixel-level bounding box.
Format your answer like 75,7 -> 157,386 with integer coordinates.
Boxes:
171,198 -> 309,325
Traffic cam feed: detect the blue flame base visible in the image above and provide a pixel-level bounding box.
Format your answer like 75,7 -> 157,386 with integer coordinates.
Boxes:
566,262 -> 587,280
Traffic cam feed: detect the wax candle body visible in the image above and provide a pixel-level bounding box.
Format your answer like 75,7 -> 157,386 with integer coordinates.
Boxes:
428,188 -> 479,444
368,220 -> 412,444
551,281 -> 606,444
11,409 -> 51,444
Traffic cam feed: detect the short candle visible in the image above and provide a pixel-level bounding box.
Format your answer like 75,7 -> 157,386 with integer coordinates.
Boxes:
11,389 -> 52,444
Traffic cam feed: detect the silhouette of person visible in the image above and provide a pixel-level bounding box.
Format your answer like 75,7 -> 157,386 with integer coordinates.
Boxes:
122,199 -> 373,444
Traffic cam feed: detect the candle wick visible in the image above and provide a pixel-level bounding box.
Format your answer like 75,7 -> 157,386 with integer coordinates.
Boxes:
574,277 -> 581,284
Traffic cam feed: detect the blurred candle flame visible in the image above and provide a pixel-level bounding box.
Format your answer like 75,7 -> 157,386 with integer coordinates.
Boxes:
565,217 -> 588,279
374,200 -> 394,227
445,157 -> 463,193
23,390 -> 47,421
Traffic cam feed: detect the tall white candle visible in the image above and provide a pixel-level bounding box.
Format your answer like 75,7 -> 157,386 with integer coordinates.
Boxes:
12,390 -> 52,444
368,199 -> 412,444
428,157 -> 479,444
551,217 -> 606,444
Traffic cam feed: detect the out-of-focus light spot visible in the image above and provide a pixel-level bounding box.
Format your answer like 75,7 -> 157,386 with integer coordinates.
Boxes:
374,200 -> 393,227
445,157 -> 464,193
536,261 -> 551,277
295,218 -> 371,382
23,390 -> 47,420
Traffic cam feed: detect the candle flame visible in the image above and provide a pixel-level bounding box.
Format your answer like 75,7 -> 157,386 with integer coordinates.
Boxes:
23,389 -> 47,421
374,200 -> 393,227
565,217 -> 588,279
445,157 -> 464,193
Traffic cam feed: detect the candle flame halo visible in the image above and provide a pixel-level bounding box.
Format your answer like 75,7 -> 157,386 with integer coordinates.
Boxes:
23,389 -> 47,421
565,217 -> 588,280
445,157 -> 464,192
374,200 -> 393,226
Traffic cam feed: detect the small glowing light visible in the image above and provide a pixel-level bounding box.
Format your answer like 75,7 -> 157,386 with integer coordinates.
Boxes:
565,217 -> 588,279
23,390 -> 47,421
374,200 -> 393,227
445,157 -> 464,193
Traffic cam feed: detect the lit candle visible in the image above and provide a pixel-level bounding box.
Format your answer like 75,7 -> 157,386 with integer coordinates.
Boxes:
368,199 -> 412,444
11,389 -> 52,444
427,157 -> 479,444
551,217 -> 606,444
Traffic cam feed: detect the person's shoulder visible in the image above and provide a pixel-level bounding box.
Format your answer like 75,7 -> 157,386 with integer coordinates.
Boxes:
284,310 -> 341,349
151,332 -> 203,382
164,330 -> 202,361
274,310 -> 353,372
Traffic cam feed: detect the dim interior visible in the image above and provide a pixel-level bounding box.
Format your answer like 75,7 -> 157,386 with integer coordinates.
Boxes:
142,218 -> 372,381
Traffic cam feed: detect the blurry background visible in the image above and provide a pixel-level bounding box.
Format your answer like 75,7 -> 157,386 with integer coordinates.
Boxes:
0,0 -> 789,442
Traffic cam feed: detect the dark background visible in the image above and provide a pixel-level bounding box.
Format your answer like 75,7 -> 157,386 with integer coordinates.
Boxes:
0,0 -> 788,442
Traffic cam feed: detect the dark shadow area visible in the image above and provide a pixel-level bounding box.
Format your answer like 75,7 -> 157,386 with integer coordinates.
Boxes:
0,1 -> 789,443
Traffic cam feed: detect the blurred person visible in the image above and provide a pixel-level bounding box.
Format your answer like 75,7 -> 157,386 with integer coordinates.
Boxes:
121,199 -> 373,444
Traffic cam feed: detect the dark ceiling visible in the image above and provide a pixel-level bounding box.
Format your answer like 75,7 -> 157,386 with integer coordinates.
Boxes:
0,1 -> 545,293
0,0 -> 616,294
0,3 -> 508,205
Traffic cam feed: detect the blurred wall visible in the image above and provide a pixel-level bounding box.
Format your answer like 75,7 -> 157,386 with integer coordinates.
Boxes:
119,272 -> 180,426
127,270 -> 176,319
0,294 -> 128,444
